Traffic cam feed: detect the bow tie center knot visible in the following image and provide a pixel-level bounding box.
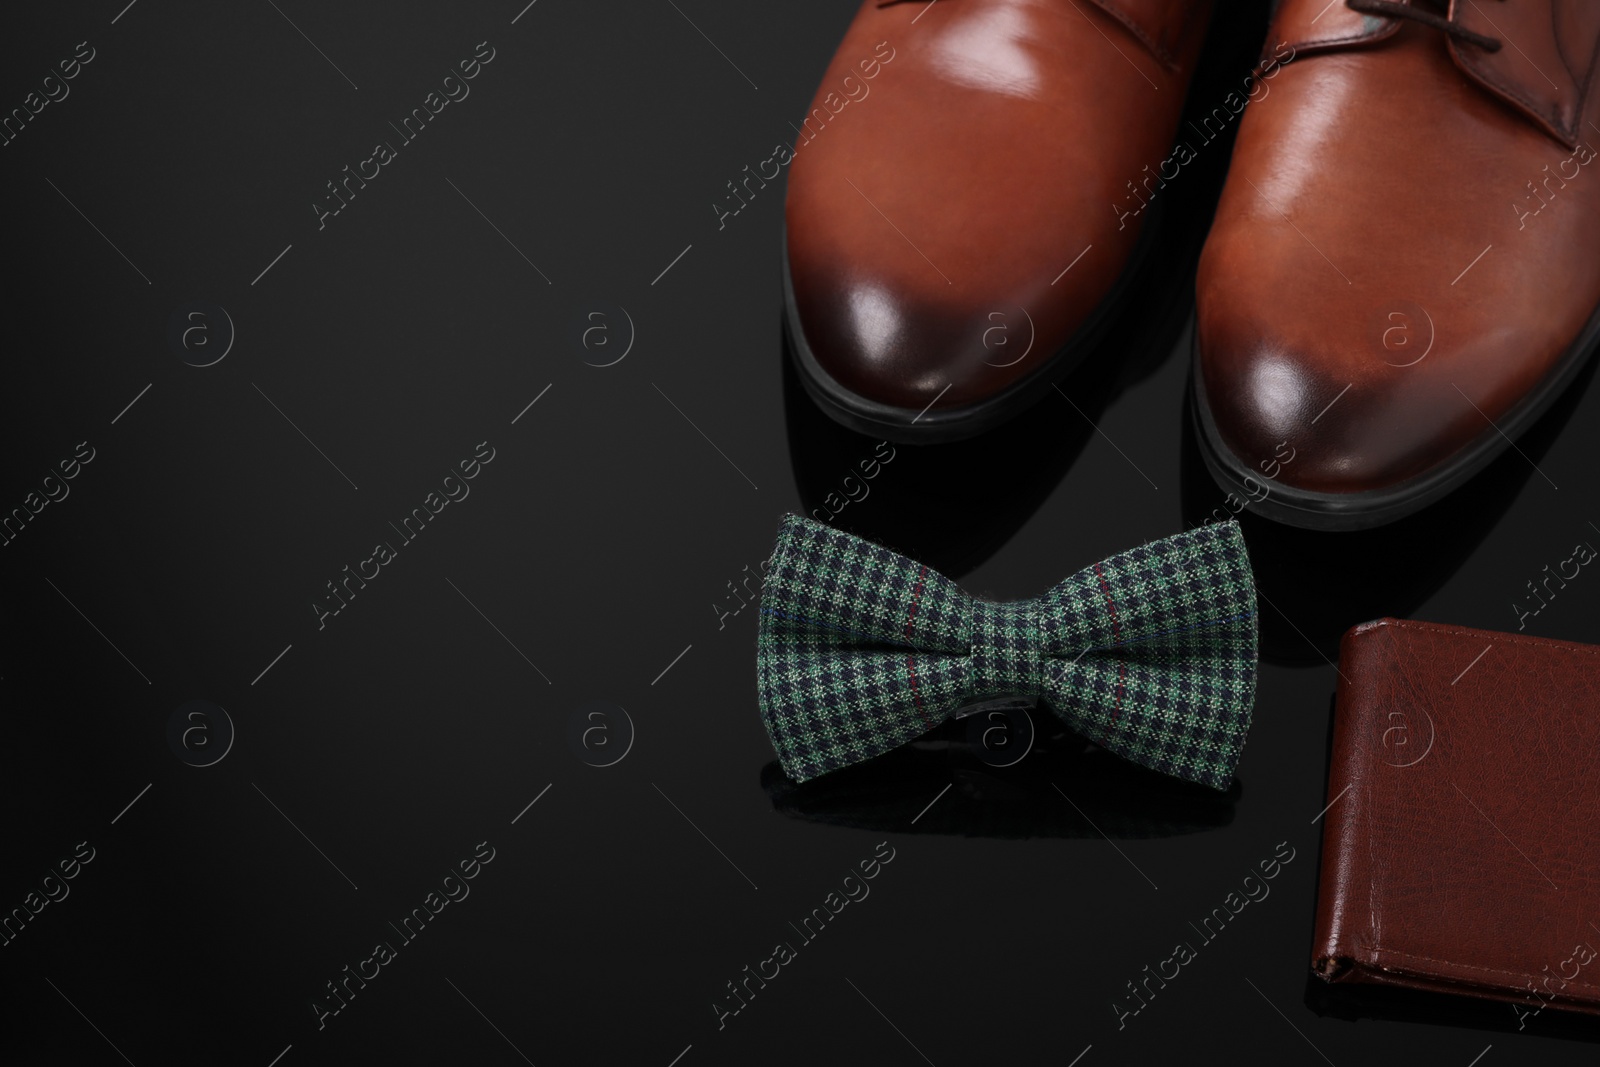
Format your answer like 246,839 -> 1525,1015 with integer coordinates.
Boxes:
967,599 -> 1043,704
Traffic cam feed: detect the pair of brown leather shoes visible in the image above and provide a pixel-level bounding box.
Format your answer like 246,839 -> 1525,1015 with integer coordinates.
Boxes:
783,0 -> 1600,529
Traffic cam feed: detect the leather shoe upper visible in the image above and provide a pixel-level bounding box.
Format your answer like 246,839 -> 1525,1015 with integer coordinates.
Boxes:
785,0 -> 1213,414
1196,0 -> 1600,495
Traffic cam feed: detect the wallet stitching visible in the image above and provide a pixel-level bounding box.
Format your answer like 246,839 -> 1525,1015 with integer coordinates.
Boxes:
1368,628 -> 1391,950
1380,618 -> 1600,658
1376,946 -> 1600,994
1359,620 -> 1600,996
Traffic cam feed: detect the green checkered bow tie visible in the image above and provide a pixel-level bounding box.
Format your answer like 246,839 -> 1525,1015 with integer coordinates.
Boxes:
756,515 -> 1258,789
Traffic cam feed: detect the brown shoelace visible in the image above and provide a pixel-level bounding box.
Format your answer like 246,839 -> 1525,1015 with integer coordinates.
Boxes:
1344,0 -> 1503,52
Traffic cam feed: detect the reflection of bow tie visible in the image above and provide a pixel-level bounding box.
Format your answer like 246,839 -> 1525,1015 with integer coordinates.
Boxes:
756,515 -> 1258,789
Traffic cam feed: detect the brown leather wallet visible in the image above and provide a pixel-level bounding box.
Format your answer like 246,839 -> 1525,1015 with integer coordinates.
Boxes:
1312,617 -> 1600,1024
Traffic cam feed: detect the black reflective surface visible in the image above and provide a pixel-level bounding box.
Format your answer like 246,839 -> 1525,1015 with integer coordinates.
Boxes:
3,2 -> 1598,1064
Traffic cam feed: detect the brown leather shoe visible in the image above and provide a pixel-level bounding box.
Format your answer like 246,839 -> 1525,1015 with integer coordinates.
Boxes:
1194,0 -> 1600,529
784,0 -> 1213,440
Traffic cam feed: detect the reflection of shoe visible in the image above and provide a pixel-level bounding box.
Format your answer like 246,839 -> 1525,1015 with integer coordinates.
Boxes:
783,0 -> 1214,441
1194,0 -> 1600,530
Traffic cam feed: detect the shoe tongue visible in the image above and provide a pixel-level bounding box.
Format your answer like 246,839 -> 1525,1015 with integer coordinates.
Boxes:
1269,0 -> 1599,150
1083,0 -> 1207,70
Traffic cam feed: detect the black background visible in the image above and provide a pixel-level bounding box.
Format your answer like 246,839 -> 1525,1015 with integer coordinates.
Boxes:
2,2 -> 1597,1064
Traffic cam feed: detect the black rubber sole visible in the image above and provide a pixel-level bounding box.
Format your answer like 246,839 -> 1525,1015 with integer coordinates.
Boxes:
1189,299 -> 1600,531
781,201 -> 1163,444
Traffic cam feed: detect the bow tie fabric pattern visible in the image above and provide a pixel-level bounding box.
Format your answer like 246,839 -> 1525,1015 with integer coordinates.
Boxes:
756,515 -> 1258,789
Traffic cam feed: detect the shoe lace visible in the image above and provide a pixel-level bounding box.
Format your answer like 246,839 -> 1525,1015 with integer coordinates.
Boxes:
1343,0 -> 1503,52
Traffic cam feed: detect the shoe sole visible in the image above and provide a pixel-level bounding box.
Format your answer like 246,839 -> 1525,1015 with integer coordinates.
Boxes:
1189,298 -> 1600,531
781,201 -> 1163,444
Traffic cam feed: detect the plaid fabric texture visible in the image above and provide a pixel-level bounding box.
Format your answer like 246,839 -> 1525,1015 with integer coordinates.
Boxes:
756,514 -> 1258,789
